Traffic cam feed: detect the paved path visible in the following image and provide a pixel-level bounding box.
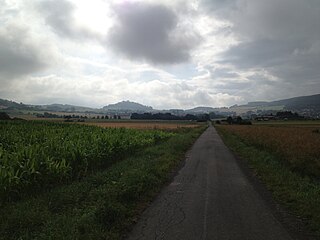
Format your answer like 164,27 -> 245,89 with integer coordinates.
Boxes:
126,126 -> 293,240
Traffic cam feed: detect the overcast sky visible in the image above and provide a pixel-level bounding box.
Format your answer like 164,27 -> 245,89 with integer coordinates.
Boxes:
0,0 -> 319,109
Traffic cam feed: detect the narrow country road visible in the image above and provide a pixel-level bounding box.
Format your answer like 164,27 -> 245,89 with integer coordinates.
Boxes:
126,125 -> 293,240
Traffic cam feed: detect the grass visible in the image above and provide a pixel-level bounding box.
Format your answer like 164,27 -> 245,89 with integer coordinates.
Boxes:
0,126 -> 205,240
216,125 -> 320,236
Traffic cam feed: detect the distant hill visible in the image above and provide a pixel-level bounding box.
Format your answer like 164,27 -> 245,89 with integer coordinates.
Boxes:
0,99 -> 96,112
231,94 -> 320,115
0,93 -> 319,115
39,104 -> 95,112
103,101 -> 153,112
236,94 -> 320,109
267,94 -> 320,110
0,99 -> 34,110
186,106 -> 216,113
246,101 -> 269,107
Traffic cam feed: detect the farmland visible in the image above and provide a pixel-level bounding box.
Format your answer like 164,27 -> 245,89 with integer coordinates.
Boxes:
0,120 -> 206,239
78,120 -> 201,129
216,123 -> 320,235
217,124 -> 320,176
0,121 -> 173,202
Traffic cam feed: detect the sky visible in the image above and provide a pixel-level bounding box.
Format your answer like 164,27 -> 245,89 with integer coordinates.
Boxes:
0,0 -> 319,109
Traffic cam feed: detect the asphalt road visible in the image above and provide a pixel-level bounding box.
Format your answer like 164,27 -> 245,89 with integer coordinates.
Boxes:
126,125 -> 293,240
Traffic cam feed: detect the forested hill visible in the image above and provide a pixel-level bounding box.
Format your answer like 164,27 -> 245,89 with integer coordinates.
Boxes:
103,100 -> 153,111
269,94 -> 320,109
242,94 -> 320,110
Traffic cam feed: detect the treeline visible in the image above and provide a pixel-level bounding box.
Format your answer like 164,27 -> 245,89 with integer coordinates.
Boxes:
215,116 -> 252,125
275,111 -> 304,119
254,111 -> 305,121
0,112 -> 24,121
35,112 -> 122,120
131,112 -> 210,121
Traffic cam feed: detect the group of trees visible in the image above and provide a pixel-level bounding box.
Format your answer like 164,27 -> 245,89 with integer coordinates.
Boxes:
254,111 -> 305,121
0,112 -> 11,120
131,112 -> 210,121
227,116 -> 252,125
35,112 -> 123,120
275,111 -> 303,119
215,116 -> 252,125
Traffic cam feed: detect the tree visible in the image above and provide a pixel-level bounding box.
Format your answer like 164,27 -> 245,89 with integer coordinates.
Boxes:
236,116 -> 243,123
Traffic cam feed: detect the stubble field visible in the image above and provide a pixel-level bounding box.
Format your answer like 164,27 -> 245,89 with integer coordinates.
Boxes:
216,122 -> 320,236
217,124 -> 320,177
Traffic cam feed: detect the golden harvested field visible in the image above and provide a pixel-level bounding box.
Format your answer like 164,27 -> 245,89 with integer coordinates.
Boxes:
217,124 -> 320,176
78,121 -> 202,129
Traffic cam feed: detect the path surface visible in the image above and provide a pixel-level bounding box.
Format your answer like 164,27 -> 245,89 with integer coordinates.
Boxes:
126,126 -> 293,240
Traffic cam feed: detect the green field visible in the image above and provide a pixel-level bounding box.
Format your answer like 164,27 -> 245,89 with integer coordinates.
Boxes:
0,121 -> 173,202
0,120 -> 205,239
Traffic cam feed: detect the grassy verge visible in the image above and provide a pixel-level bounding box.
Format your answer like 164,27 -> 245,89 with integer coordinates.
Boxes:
216,126 -> 320,237
0,126 -> 205,240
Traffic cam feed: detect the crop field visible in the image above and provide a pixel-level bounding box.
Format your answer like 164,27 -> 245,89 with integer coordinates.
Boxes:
78,121 -> 201,129
0,121 -> 173,201
216,123 -> 320,235
253,120 -> 320,126
217,124 -> 320,177
0,120 -> 205,239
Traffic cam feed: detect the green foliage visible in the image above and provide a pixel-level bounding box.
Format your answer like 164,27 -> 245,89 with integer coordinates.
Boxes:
0,121 -> 173,202
0,126 -> 205,240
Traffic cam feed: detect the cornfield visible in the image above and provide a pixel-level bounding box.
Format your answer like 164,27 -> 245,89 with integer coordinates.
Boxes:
217,125 -> 320,177
0,121 -> 173,200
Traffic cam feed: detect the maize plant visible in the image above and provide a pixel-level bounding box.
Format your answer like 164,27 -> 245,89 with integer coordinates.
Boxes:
0,121 -> 173,201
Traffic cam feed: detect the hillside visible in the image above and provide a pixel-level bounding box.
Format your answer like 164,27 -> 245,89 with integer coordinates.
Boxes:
235,94 -> 320,110
103,101 -> 153,111
38,104 -> 95,112
268,94 -> 320,110
186,106 -> 216,113
0,93 -> 319,115
0,99 -> 34,110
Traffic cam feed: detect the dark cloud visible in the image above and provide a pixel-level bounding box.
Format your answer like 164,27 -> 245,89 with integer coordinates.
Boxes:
39,0 -> 95,39
108,2 -> 200,64
0,27 -> 48,80
219,39 -> 306,68
201,0 -> 320,96
39,0 -> 75,37
221,38 -> 320,90
200,0 -> 237,16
